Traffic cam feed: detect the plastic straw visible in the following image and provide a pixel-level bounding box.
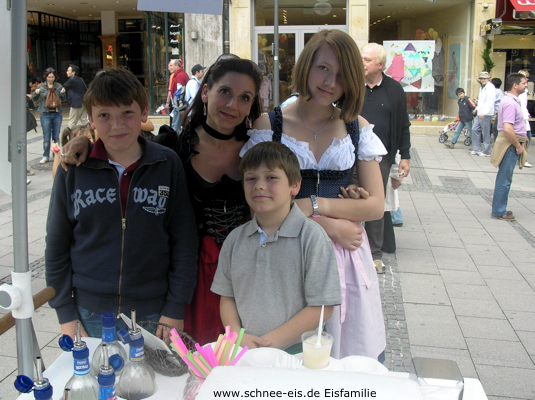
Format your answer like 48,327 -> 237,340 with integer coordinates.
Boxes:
230,346 -> 249,366
316,305 -> 325,346
214,334 -> 224,354
205,344 -> 218,368
225,325 -> 231,337
193,354 -> 212,375
221,341 -> 231,366
230,328 -> 245,362
186,353 -> 207,378
169,328 -> 189,355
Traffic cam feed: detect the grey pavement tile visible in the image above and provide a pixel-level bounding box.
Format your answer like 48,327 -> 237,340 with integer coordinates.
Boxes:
454,227 -> 494,246
32,307 -> 61,334
28,241 -> 46,258
488,230 -> 526,243
514,262 -> 535,277
0,265 -> 12,280
517,331 -> 535,356
0,355 -> 16,382
394,248 -> 439,274
404,303 -> 466,349
476,364 -> 535,399
431,247 -> 477,271
426,232 -> 465,248
0,328 -> 58,358
485,278 -> 535,297
486,397 -> 529,400
493,292 -> 535,313
399,273 -> 450,305
464,244 -> 514,267
503,310 -> 535,332
477,265 -> 526,281
0,254 -> 13,268
522,274 -> 535,290
440,270 -> 486,285
450,297 -> 506,319
395,231 -> 430,251
420,222 -> 455,235
409,345 -> 477,378
0,372 -> 22,400
445,282 -> 496,301
458,316 -> 519,342
465,337 -> 534,369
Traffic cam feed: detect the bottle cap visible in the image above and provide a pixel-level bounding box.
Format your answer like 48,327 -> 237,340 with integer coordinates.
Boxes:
72,346 -> 89,360
102,312 -> 117,328
34,385 -> 53,400
14,375 -> 34,393
97,370 -> 115,387
109,354 -> 125,373
117,329 -> 131,344
58,335 -> 74,352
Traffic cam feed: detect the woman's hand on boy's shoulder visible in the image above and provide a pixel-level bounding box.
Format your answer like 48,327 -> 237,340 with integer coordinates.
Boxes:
240,333 -> 271,349
61,135 -> 91,170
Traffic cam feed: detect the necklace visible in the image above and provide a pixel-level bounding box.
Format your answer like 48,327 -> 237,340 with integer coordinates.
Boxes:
296,104 -> 335,139
202,121 -> 237,141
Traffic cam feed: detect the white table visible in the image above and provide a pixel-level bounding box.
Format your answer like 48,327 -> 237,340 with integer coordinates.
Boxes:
17,338 -> 487,399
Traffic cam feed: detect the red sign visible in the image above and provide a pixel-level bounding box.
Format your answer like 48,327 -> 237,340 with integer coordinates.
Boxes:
510,0 -> 535,11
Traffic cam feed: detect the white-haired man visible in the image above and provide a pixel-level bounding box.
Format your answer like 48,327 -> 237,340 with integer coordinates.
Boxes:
359,43 -> 411,274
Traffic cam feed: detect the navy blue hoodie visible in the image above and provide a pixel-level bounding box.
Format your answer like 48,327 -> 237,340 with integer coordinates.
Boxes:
46,137 -> 198,324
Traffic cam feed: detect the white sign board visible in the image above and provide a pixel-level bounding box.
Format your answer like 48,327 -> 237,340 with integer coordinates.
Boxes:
0,6 -> 12,195
137,0 -> 222,15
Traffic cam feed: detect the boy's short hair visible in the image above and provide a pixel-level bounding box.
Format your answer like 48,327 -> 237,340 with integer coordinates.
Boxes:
491,78 -> 502,89
240,142 -> 301,186
455,88 -> 465,96
83,68 -> 148,117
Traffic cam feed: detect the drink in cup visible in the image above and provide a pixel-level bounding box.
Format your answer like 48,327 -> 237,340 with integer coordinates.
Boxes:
301,331 -> 333,369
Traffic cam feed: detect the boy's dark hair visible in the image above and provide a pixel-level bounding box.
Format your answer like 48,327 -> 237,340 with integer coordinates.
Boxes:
505,73 -> 526,91
455,88 -> 465,96
491,78 -> 502,89
69,64 -> 80,75
83,68 -> 148,117
240,142 -> 302,186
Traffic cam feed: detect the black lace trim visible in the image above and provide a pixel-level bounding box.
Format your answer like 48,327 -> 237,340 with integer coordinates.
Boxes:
300,168 -> 352,179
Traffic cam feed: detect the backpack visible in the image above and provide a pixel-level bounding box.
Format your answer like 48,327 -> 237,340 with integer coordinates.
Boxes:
43,84 -> 61,109
172,84 -> 188,112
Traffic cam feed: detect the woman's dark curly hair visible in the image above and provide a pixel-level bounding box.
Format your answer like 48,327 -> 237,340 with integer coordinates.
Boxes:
182,57 -> 263,141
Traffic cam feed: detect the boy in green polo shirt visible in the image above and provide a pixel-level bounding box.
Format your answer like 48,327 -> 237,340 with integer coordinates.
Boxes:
211,141 -> 341,351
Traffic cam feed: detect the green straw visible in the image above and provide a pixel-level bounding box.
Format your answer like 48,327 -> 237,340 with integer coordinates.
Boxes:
230,328 -> 245,362
186,352 -> 207,378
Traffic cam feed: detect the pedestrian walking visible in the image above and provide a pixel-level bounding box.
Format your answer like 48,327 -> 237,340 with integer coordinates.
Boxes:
490,73 -> 530,221
470,71 -> 495,157
62,64 -> 88,129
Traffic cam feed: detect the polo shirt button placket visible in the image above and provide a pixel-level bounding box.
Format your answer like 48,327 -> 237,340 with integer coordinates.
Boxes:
261,243 -> 266,247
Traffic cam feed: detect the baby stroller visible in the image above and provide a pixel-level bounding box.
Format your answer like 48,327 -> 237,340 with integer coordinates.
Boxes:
438,117 -> 471,146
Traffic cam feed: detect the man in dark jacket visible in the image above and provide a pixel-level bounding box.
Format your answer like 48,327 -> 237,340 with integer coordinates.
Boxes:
360,43 -> 411,274
61,64 -> 87,128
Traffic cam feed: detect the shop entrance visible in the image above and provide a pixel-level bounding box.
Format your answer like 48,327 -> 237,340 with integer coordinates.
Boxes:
253,27 -> 346,110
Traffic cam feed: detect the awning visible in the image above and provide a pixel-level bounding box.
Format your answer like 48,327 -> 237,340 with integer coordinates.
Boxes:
510,0 -> 535,12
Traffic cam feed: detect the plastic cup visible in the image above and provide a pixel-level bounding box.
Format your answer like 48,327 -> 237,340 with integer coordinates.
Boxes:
301,331 -> 333,369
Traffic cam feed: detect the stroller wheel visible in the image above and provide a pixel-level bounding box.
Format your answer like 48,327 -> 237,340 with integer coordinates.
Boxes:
464,137 -> 472,146
439,134 -> 447,143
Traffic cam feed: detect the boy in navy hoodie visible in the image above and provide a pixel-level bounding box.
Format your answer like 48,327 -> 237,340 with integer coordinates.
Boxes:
445,88 -> 476,149
46,69 -> 197,339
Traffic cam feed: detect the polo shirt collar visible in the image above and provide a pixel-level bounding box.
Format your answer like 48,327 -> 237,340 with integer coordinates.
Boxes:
504,92 -> 520,104
245,202 -> 305,239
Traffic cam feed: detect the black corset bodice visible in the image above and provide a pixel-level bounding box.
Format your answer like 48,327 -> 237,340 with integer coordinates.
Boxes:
268,107 -> 359,199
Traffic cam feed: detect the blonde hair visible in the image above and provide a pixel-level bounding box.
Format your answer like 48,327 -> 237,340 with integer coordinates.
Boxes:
291,29 -> 365,122
518,69 -> 530,78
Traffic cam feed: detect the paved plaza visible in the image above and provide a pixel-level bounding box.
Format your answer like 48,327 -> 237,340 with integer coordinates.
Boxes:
0,126 -> 534,399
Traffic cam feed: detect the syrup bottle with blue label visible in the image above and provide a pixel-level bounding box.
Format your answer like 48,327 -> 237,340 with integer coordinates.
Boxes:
59,321 -> 99,399
91,312 -> 127,378
116,309 -> 156,400
98,344 -> 118,400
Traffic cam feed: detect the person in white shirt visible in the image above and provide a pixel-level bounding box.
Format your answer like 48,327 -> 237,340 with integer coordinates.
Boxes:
470,71 -> 495,157
184,64 -> 205,105
518,69 -> 532,168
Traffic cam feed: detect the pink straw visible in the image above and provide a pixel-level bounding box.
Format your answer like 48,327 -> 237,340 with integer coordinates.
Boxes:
193,354 -> 211,375
230,346 -> 248,366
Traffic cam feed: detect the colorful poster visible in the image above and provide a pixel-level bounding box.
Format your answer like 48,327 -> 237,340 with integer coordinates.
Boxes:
447,43 -> 461,99
383,41 -> 436,92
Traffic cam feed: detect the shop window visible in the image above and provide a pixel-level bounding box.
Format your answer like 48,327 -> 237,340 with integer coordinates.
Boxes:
255,0 -> 346,26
